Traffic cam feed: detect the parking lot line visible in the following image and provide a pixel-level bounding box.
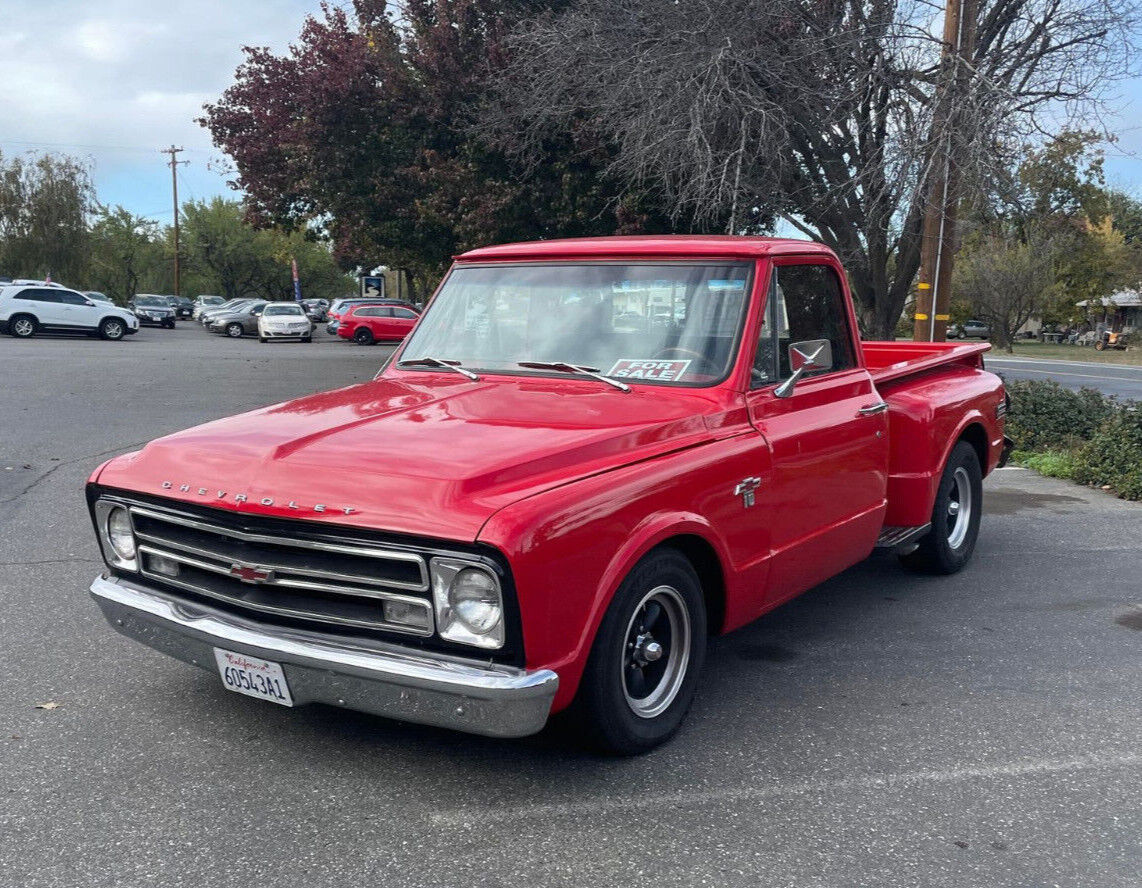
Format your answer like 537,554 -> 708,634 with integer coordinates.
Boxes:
429,751 -> 1142,828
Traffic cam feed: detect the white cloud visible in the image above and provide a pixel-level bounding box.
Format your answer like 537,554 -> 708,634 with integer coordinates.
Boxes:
0,0 -> 320,213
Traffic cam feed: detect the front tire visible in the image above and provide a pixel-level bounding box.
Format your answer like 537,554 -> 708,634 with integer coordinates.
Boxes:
226,323 -> 244,338
572,548 -> 706,754
99,318 -> 125,341
9,314 -> 37,338
900,440 -> 982,574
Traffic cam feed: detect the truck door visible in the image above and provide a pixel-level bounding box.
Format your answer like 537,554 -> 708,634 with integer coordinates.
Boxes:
745,259 -> 889,604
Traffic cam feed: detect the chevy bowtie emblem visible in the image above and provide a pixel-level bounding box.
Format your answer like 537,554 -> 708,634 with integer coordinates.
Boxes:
230,563 -> 275,584
734,477 -> 762,508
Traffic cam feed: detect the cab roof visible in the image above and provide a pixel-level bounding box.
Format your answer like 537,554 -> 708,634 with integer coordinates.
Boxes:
457,235 -> 834,262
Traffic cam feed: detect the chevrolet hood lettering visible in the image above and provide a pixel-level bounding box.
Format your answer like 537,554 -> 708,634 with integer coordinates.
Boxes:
159,481 -> 354,515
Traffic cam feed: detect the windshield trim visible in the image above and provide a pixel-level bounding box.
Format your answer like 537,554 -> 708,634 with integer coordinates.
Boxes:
392,259 -> 755,390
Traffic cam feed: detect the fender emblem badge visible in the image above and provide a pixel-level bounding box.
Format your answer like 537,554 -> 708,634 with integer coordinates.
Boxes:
734,477 -> 762,508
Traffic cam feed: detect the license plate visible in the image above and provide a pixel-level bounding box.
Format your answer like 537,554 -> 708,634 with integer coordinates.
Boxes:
213,648 -> 294,706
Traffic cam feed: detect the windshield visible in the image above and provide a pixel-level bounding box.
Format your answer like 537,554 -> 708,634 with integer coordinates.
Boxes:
200,296 -> 223,305
135,296 -> 166,307
399,263 -> 751,386
264,304 -> 304,316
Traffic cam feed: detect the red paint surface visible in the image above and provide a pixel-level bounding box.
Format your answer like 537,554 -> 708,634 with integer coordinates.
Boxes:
92,236 -> 1006,713
336,305 -> 418,342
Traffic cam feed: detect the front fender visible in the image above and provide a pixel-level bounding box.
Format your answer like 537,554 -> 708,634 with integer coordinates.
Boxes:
478,435 -> 763,713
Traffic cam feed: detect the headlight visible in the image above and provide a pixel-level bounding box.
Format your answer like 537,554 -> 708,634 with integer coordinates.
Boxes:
430,558 -> 504,649
94,500 -> 138,570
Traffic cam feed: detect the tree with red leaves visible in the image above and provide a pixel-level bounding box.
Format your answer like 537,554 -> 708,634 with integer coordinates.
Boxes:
201,0 -> 677,299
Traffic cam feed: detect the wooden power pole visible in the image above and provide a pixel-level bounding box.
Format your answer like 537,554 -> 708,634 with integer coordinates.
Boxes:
913,0 -> 979,341
160,146 -> 188,296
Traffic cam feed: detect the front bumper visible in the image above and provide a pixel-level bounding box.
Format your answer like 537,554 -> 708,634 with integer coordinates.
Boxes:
90,574 -> 558,738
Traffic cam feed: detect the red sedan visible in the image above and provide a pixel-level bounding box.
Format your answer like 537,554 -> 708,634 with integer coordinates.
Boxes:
337,304 -> 420,344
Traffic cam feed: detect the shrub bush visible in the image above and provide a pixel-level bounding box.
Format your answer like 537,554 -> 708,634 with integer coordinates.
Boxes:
1003,379 -> 1116,451
1073,407 -> 1142,500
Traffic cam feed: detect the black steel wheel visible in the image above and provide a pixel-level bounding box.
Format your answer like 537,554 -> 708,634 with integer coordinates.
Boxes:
900,440 -> 982,574
572,548 -> 706,754
353,327 -> 374,345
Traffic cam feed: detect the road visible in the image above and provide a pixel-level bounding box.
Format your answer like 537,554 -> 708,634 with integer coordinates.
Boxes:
988,356 -> 1142,400
2,325 -> 1140,887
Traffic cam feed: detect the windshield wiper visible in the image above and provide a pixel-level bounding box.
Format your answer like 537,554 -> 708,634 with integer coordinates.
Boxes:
516,361 -> 631,392
397,356 -> 480,381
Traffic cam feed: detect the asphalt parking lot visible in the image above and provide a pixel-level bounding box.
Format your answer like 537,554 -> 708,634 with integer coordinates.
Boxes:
2,325 -> 1140,888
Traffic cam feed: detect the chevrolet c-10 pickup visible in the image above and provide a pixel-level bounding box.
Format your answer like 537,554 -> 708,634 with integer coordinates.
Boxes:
87,236 -> 1010,753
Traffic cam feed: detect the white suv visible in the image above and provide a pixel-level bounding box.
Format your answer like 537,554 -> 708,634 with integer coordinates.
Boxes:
0,284 -> 139,340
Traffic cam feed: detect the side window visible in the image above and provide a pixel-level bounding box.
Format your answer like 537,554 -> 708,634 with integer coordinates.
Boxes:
60,291 -> 88,305
750,274 -> 779,388
34,289 -> 64,303
769,264 -> 856,382
356,308 -> 378,317
393,308 -> 417,319
13,289 -> 39,301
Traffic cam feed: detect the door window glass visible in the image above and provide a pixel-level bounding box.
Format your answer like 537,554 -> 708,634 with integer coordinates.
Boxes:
60,290 -> 88,305
751,264 -> 856,388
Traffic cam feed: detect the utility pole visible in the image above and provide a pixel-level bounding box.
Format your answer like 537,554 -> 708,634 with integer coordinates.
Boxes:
913,0 -> 979,342
160,146 -> 188,296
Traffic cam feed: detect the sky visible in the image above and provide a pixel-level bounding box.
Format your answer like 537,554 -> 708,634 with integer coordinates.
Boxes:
1,0 -> 1141,224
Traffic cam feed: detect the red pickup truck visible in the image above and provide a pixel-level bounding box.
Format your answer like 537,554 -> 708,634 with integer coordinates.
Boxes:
87,236 -> 1010,753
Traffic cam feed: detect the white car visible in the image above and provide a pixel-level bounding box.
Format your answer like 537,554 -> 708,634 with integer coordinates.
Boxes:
0,284 -> 139,340
192,295 -> 224,319
258,302 -> 313,342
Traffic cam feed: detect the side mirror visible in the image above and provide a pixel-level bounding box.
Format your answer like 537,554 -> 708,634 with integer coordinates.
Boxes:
774,339 -> 833,398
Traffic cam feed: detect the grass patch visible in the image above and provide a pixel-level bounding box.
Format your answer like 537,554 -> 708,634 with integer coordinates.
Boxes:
1004,340 -> 1142,366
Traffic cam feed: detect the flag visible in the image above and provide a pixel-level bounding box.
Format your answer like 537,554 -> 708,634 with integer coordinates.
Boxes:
291,258 -> 302,302
44,271 -> 51,284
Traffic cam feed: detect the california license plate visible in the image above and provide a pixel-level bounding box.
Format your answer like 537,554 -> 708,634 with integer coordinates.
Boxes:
213,648 -> 294,706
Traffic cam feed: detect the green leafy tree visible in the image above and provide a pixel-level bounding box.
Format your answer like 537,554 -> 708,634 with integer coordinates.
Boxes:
0,151 -> 94,282
87,206 -> 162,303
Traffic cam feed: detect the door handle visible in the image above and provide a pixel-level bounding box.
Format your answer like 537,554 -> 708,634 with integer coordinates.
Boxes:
858,401 -> 889,416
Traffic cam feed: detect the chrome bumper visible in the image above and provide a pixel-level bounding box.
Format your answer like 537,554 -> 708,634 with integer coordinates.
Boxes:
90,574 -> 558,738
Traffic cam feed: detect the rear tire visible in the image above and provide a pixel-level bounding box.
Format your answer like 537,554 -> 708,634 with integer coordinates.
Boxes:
571,548 -> 706,755
226,323 -> 244,338
899,440 -> 982,575
353,327 -> 374,345
9,314 -> 37,338
98,318 -> 125,341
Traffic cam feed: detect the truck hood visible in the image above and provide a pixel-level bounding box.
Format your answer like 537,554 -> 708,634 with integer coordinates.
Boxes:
95,374 -> 733,542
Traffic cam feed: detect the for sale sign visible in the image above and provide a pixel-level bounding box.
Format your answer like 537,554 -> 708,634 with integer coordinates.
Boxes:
607,358 -> 692,382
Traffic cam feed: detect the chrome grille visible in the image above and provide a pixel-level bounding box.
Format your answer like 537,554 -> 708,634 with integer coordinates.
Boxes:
125,502 -> 433,636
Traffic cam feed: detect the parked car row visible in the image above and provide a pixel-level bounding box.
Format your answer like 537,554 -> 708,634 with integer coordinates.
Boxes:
0,283 -> 139,340
1,282 -> 422,347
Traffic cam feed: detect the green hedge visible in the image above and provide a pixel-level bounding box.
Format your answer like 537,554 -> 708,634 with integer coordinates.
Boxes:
1004,379 -> 1116,451
1002,379 -> 1140,501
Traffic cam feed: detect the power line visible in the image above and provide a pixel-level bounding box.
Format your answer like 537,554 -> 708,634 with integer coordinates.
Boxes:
0,138 -> 209,154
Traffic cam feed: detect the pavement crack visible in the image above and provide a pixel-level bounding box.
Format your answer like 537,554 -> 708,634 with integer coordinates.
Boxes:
0,441 -> 148,504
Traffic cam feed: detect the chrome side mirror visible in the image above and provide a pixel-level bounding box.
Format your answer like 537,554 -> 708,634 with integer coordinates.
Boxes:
774,339 -> 833,398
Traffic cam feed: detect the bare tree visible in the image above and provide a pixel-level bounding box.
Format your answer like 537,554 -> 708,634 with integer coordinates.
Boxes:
486,0 -> 1139,337
955,230 -> 1057,351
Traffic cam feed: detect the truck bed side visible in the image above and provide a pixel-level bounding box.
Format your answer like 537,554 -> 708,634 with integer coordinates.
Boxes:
861,341 -> 1006,528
